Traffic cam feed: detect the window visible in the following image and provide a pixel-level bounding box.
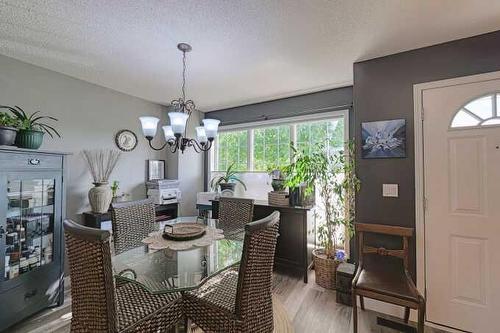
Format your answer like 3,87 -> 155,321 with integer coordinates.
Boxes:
212,111 -> 347,172
210,110 -> 349,250
296,118 -> 344,155
451,93 -> 500,128
253,125 -> 291,171
215,130 -> 248,171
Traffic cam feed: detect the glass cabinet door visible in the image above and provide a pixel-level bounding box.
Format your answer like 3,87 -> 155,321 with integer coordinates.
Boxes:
4,176 -> 58,281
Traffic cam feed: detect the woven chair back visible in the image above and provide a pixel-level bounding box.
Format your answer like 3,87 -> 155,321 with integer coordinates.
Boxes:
235,211 -> 280,330
218,197 -> 254,235
111,199 -> 155,254
63,219 -> 117,332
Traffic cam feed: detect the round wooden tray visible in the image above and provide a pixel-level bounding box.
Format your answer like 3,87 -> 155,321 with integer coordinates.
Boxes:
162,223 -> 206,241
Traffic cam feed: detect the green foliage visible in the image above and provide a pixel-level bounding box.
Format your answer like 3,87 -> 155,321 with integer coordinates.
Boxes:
215,119 -> 345,173
210,162 -> 247,191
0,105 -> 61,138
0,112 -> 20,128
111,180 -> 120,197
217,130 -> 248,171
253,125 -> 290,171
286,140 -> 360,258
217,239 -> 244,268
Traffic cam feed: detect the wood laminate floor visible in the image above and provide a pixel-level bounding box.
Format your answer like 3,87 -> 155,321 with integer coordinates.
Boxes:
8,271 -> 448,333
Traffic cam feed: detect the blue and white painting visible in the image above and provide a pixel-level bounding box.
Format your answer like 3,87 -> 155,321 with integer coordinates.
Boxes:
361,119 -> 406,158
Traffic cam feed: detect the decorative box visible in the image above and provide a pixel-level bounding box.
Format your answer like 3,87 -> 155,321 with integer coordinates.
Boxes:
335,262 -> 356,306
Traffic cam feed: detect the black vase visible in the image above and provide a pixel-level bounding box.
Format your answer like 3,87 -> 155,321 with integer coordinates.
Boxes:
219,183 -> 236,192
0,126 -> 17,146
289,185 -> 315,207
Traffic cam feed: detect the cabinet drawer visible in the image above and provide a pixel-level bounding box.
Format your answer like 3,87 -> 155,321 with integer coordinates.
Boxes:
0,152 -> 62,170
0,267 -> 63,331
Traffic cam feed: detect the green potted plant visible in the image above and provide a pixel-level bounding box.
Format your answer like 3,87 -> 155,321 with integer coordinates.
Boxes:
283,145 -> 317,207
210,162 -> 247,192
266,164 -> 289,206
267,164 -> 287,191
0,111 -> 19,146
0,105 -> 61,149
111,180 -> 121,203
288,141 -> 360,289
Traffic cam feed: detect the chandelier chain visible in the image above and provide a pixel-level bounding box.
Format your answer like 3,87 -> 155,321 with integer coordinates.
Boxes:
182,49 -> 187,101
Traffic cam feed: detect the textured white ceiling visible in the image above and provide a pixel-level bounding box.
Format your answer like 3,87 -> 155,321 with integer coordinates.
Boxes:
1,1 -> 500,111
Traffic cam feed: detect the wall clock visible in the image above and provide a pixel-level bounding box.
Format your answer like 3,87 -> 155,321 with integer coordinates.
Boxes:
115,129 -> 138,152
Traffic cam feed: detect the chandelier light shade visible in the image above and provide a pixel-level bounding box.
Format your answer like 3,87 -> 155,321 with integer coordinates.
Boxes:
202,119 -> 220,139
196,126 -> 208,144
168,112 -> 189,135
139,116 -> 160,138
139,42 -> 220,153
162,126 -> 175,141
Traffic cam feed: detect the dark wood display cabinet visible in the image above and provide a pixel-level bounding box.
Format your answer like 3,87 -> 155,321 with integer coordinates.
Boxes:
0,147 -> 68,332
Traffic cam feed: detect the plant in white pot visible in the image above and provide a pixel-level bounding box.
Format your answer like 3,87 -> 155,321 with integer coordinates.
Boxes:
83,149 -> 121,213
209,162 -> 247,193
286,141 -> 360,289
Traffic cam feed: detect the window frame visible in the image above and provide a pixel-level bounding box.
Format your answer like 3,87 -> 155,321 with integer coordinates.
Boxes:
209,109 -> 349,173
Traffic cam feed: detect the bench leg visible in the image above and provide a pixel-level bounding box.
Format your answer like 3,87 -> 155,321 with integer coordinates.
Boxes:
404,307 -> 410,323
418,299 -> 425,333
352,293 -> 358,333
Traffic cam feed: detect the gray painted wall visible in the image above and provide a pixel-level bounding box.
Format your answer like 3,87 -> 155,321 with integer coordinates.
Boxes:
0,54 -> 168,221
353,29 -> 500,278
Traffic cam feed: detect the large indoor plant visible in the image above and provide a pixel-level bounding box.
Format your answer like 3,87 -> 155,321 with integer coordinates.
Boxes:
0,105 -> 60,149
287,141 -> 360,289
83,149 -> 121,213
210,162 -> 247,193
0,111 -> 19,146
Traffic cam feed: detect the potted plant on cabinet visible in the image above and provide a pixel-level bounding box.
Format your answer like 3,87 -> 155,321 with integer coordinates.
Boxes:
286,141 -> 360,289
0,105 -> 61,149
210,162 -> 247,193
267,164 -> 289,206
0,111 -> 19,146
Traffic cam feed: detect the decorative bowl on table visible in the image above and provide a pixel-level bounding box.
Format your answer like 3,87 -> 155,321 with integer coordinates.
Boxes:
162,223 -> 206,241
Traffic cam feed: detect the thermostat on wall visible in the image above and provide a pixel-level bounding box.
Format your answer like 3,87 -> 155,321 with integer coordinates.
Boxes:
382,184 -> 399,198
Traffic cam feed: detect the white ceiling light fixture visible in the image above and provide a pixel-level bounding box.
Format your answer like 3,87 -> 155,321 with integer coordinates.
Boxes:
139,43 -> 220,153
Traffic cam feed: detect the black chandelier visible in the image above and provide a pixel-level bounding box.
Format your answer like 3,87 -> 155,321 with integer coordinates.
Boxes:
139,43 -> 220,153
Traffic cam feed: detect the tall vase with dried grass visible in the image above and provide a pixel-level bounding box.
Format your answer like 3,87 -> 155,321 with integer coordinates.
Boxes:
83,149 -> 121,213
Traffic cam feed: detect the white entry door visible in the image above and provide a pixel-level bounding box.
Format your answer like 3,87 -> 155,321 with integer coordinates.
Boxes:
423,78 -> 500,332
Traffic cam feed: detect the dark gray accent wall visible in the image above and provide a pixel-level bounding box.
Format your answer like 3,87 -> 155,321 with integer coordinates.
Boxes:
354,30 -> 500,278
205,86 -> 353,125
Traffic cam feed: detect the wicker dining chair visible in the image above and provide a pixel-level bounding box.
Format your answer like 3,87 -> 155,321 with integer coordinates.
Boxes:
111,199 -> 156,254
64,219 -> 183,333
217,197 -> 254,239
183,211 -> 280,333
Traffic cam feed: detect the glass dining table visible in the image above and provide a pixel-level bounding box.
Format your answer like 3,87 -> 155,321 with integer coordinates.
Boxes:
112,216 -> 244,294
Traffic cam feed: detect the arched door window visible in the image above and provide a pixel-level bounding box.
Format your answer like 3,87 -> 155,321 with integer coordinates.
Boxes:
450,93 -> 500,128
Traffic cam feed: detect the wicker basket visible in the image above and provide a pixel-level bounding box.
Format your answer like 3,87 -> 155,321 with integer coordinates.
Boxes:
313,249 -> 340,290
268,191 -> 289,206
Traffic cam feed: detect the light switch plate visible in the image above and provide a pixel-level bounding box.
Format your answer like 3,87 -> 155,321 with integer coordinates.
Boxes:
383,184 -> 399,197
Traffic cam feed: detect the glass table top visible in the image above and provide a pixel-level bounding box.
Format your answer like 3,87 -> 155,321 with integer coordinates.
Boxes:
111,216 -> 244,294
